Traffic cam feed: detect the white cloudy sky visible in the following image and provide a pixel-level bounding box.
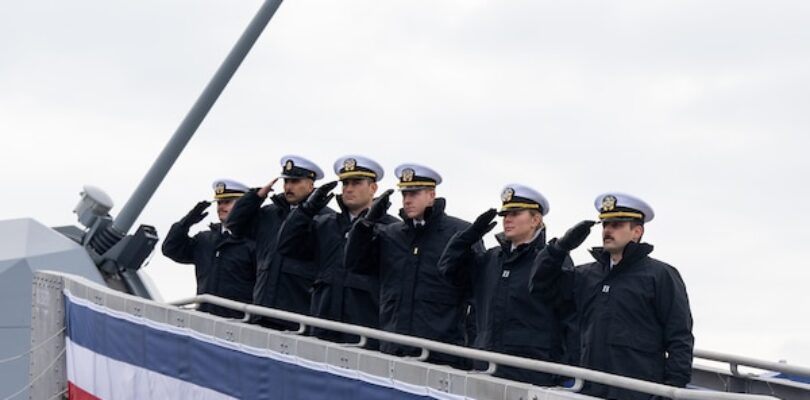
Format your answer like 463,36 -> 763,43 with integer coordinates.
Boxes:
2,0 -> 809,368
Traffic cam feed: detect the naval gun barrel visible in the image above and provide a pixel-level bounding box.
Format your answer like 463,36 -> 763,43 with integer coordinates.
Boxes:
113,0 -> 284,235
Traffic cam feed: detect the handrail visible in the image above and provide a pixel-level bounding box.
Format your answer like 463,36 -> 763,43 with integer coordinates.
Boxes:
170,294 -> 780,400
694,349 -> 810,379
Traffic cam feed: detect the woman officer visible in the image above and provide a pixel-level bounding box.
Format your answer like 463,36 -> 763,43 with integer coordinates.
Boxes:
438,184 -> 571,386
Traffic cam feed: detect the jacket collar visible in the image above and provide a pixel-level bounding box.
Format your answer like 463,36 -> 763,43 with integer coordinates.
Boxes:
270,193 -> 290,209
335,195 -> 366,224
589,241 -> 654,268
496,228 -> 546,257
399,198 -> 447,229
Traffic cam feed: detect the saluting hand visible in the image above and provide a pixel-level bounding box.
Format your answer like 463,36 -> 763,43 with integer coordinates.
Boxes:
471,208 -> 498,237
301,181 -> 337,216
183,200 -> 211,225
257,177 -> 279,199
458,208 -> 497,244
365,189 -> 394,221
556,220 -> 596,251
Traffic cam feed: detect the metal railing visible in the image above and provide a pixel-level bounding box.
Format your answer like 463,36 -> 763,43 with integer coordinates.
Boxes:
694,349 -> 810,379
171,294 -> 784,400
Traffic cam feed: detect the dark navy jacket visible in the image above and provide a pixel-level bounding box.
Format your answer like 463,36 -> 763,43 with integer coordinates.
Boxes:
162,221 -> 255,318
277,196 -> 398,344
345,198 -> 474,364
227,190 -> 334,329
531,241 -> 694,399
439,229 -> 566,386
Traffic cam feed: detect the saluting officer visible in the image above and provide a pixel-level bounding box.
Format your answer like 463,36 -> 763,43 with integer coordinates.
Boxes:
531,193 -> 694,399
439,184 -> 569,385
345,163 -> 476,367
162,179 -> 256,318
227,155 -> 335,329
277,155 -> 398,345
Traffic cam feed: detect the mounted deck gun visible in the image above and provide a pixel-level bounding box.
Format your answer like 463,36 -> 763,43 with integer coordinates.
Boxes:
0,1 -> 283,397
55,0 -> 285,299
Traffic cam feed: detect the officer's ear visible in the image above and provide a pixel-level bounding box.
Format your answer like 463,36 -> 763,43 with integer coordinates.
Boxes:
369,180 -> 378,194
530,210 -> 543,229
426,188 -> 437,203
631,222 -> 644,242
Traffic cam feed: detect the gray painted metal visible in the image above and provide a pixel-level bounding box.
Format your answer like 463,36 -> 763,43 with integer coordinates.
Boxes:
28,274 -> 67,400
692,364 -> 810,400
74,185 -> 114,229
113,0 -> 284,234
29,270 -> 802,400
694,349 -> 810,380
0,218 -> 103,400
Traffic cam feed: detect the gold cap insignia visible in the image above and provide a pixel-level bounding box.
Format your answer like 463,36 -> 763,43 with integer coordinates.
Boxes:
602,195 -> 617,212
402,168 -> 415,182
344,158 -> 357,172
215,182 -> 226,194
501,187 -> 514,203
284,159 -> 294,172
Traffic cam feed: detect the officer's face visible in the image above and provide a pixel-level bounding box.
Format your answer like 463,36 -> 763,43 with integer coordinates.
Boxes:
341,178 -> 377,212
602,221 -> 644,252
283,178 -> 315,205
502,210 -> 542,242
217,199 -> 236,223
401,189 -> 436,219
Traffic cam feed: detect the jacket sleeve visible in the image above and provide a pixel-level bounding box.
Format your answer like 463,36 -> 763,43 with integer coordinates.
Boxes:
555,254 -> 579,365
225,189 -> 263,239
344,218 -> 380,275
161,220 -> 197,264
438,231 -> 485,286
529,240 -> 574,305
276,208 -> 316,260
657,267 -> 695,387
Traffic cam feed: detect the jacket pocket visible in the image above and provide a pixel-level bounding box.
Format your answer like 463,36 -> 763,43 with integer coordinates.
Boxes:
501,329 -> 552,349
344,273 -> 379,293
607,332 -> 661,354
414,289 -> 459,305
281,260 -> 316,279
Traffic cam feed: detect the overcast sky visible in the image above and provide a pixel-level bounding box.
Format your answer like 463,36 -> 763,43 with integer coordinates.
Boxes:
2,0 -> 809,368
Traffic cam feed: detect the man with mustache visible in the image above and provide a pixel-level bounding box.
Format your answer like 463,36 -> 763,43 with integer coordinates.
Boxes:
345,163 -> 477,368
162,179 -> 256,318
277,155 -> 398,346
227,155 -> 334,330
531,193 -> 693,400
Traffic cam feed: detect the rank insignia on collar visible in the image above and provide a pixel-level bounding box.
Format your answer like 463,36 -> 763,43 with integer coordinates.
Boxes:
602,195 -> 617,212
501,187 -> 514,202
402,168 -> 415,182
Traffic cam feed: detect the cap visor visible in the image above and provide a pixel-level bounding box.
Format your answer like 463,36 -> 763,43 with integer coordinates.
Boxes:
398,186 -> 431,192
600,217 -> 643,223
280,174 -> 313,180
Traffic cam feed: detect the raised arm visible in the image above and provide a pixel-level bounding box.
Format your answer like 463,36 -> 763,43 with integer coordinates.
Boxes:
276,208 -> 317,260
276,181 -> 336,260
226,190 -> 263,238
161,201 -> 209,263
344,189 -> 393,274
530,220 -> 594,301
438,209 -> 496,284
